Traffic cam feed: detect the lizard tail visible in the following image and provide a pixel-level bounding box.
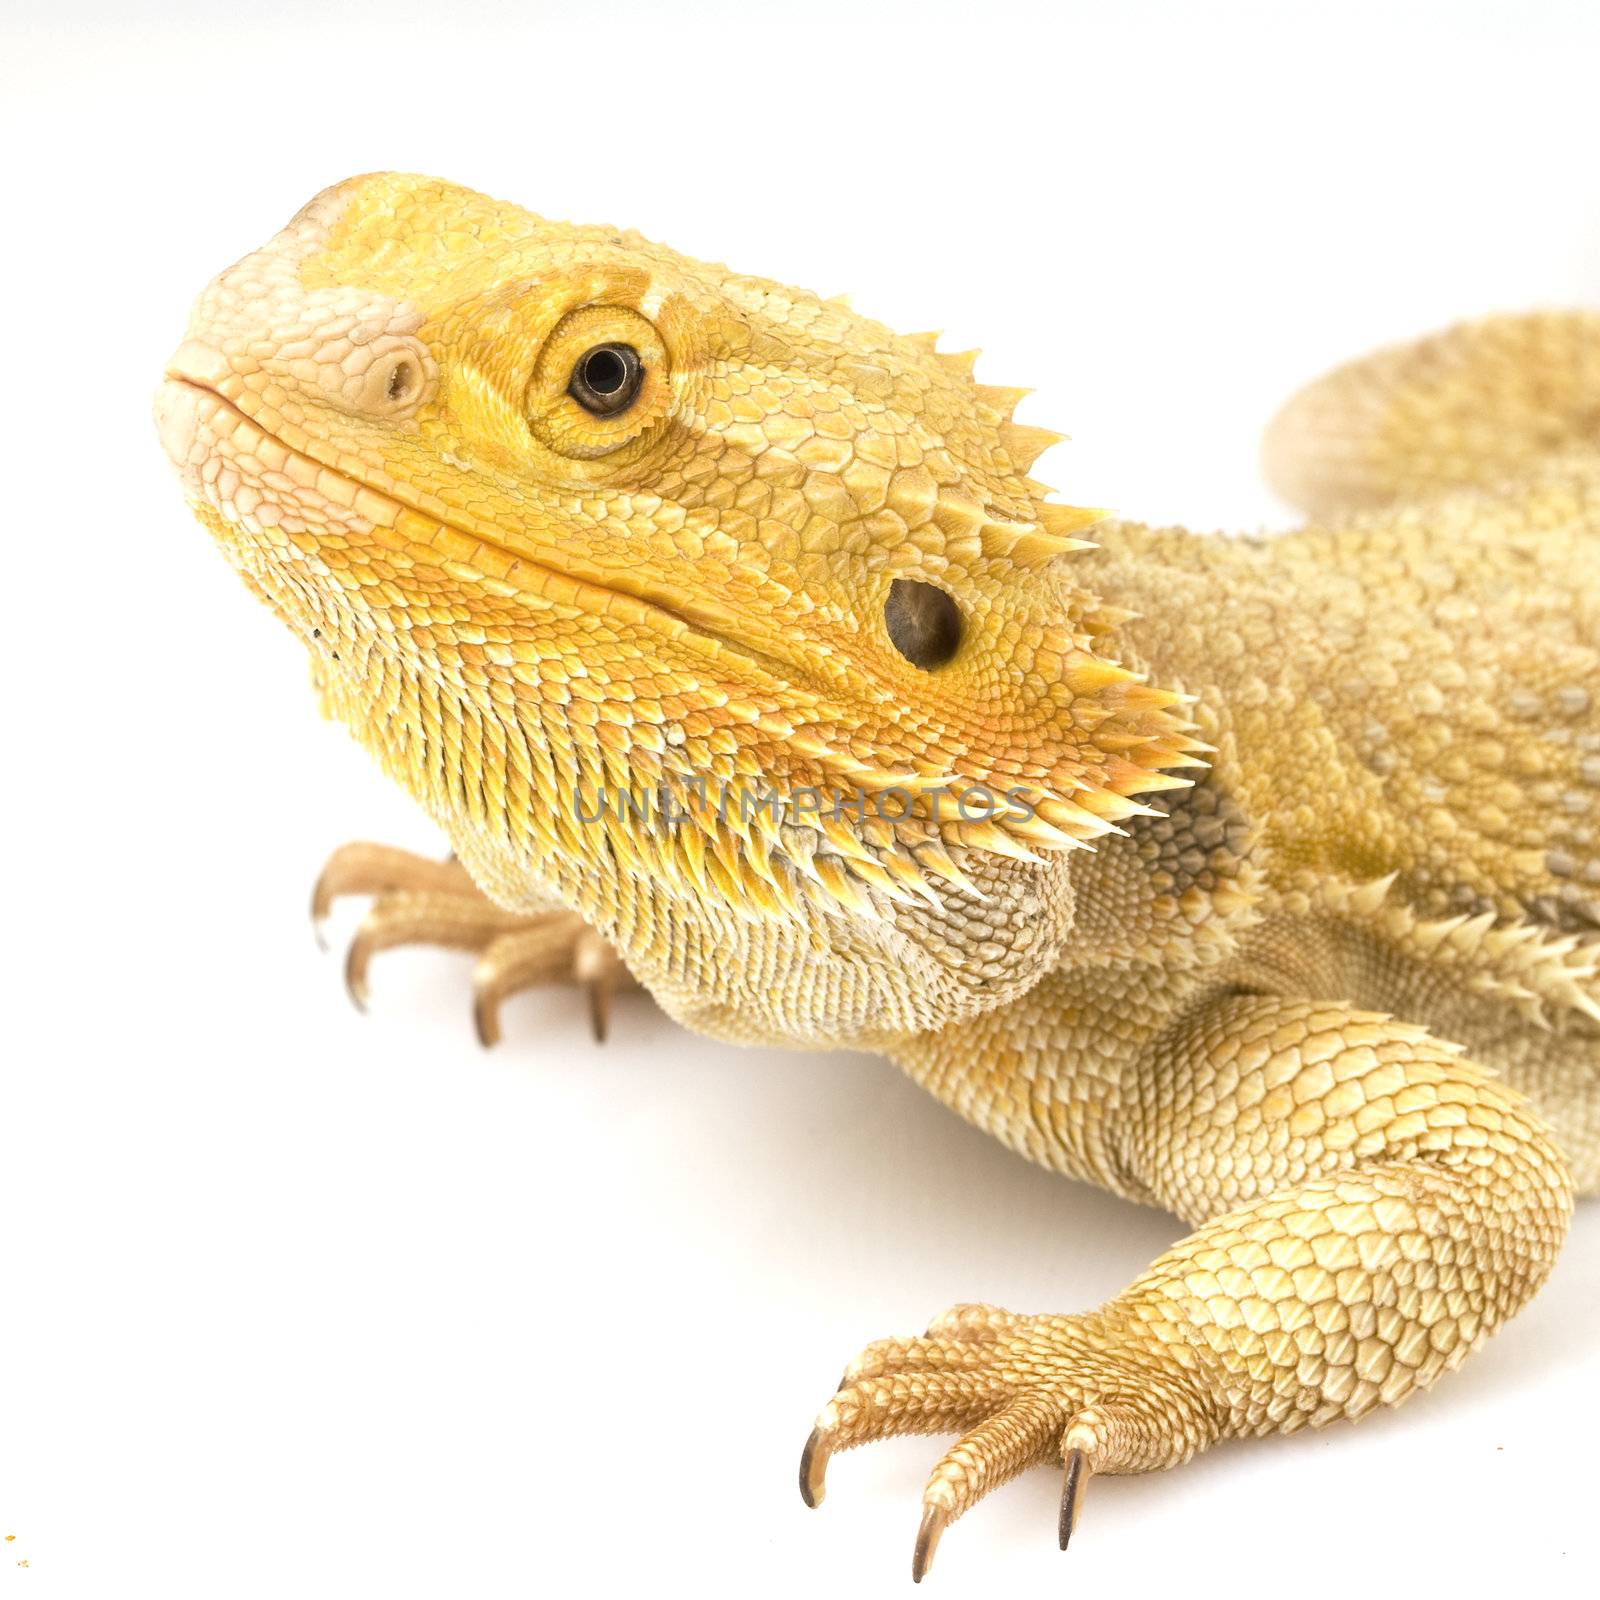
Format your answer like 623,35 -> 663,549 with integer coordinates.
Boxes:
1261,309 -> 1600,517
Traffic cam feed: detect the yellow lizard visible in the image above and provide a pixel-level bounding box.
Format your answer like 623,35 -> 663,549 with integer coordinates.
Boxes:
155,173 -> 1598,1580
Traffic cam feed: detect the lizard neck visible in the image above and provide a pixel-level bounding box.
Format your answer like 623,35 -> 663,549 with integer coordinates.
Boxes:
1071,522 -> 1277,692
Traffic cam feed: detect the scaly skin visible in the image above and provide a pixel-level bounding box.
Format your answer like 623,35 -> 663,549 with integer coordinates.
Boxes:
155,174 -> 1598,1578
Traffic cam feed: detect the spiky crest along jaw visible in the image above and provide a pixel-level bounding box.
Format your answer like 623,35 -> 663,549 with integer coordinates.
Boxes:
157,172 -> 1205,948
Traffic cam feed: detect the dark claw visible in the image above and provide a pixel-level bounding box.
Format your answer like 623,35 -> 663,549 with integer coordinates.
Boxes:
911,1504 -> 947,1583
587,973 -> 613,1043
799,1428 -> 830,1509
343,941 -> 370,1013
1058,1447 -> 1088,1551
309,871 -> 336,950
473,989 -> 502,1050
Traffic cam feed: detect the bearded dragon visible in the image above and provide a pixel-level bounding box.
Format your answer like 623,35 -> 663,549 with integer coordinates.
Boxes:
154,173 -> 1599,1580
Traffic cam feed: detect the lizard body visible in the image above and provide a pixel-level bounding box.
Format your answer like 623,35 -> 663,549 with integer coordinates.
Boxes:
155,174 -> 1598,1575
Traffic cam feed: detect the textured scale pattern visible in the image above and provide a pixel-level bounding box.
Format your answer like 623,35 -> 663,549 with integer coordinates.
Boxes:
156,174 -> 1596,1579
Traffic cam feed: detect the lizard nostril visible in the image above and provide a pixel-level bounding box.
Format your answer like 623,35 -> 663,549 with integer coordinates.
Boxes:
385,355 -> 419,404
356,343 -> 430,415
884,579 -> 963,670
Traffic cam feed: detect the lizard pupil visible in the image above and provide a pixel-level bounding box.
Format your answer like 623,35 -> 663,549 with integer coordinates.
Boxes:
884,579 -> 963,670
570,343 -> 643,416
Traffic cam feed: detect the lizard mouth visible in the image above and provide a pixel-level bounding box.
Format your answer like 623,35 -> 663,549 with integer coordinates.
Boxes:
158,374 -> 810,699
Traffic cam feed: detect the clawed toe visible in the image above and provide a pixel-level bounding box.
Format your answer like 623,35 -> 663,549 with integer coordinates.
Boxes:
801,1303 -> 1216,1579
311,840 -> 637,1044
343,890 -> 529,1010
310,842 -> 476,947
471,919 -> 633,1046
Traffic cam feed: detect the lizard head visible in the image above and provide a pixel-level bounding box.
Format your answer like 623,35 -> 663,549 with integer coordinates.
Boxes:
156,173 -> 1199,1045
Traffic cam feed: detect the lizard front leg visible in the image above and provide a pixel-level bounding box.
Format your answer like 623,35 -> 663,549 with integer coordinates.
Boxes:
311,842 -> 638,1044
802,992 -> 1574,1577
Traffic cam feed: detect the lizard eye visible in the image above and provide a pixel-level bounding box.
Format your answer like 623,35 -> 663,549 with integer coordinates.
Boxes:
528,305 -> 670,460
569,343 -> 643,417
885,579 -> 963,670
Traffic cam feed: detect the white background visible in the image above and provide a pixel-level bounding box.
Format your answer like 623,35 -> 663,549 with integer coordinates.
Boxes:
3,2 -> 1598,1594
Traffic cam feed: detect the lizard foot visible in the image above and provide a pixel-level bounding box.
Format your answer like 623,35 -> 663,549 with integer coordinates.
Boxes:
799,1301 -> 1220,1581
310,841 -> 636,1045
